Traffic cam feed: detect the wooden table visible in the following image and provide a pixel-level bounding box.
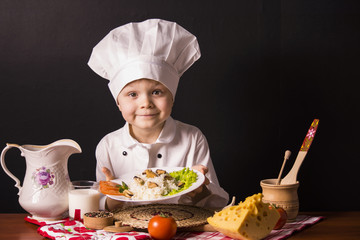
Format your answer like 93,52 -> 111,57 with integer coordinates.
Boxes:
0,212 -> 359,239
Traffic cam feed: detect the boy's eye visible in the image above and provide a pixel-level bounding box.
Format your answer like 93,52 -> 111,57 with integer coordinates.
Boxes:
152,90 -> 162,95
128,92 -> 137,97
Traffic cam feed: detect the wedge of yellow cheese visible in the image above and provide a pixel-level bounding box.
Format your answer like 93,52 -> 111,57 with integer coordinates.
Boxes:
207,193 -> 280,240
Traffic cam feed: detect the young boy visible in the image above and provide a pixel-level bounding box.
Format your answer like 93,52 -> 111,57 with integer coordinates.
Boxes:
88,19 -> 229,210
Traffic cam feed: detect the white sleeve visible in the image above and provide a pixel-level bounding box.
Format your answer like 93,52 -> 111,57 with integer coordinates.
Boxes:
181,129 -> 229,209
95,139 -> 113,210
95,138 -> 114,182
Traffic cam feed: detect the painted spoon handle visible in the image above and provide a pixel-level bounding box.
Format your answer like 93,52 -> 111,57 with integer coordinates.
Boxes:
281,119 -> 319,184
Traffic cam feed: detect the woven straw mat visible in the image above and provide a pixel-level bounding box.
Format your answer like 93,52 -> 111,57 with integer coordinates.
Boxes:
112,204 -> 214,229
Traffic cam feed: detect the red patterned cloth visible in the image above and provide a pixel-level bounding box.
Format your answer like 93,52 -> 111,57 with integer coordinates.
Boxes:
174,215 -> 323,240
263,215 -> 324,240
25,216 -> 68,226
33,215 -> 323,240
37,220 -> 151,240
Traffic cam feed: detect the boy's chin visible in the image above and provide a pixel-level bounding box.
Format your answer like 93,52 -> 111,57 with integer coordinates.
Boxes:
130,120 -> 166,131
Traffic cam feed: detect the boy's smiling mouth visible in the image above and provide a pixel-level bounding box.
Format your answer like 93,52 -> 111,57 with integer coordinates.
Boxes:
137,112 -> 159,117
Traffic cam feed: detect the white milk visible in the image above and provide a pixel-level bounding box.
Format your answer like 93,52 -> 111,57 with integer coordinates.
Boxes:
68,189 -> 100,218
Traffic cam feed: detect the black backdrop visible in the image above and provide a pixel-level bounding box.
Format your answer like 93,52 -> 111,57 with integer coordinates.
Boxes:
1,0 -> 359,213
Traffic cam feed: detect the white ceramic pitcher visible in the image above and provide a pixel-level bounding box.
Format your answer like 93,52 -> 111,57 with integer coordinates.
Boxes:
1,139 -> 81,220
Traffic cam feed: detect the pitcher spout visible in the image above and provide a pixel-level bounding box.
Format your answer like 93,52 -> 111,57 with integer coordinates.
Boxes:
42,139 -> 82,163
49,139 -> 82,154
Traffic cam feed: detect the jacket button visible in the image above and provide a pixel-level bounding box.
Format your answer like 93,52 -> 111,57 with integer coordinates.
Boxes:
157,153 -> 162,158
122,151 -> 127,156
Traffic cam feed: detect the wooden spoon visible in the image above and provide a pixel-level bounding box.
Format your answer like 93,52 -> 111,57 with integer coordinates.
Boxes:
281,151 -> 308,184
281,119 -> 319,185
276,150 -> 291,185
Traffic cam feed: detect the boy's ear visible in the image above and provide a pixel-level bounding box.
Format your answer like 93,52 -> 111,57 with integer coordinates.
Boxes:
116,94 -> 122,111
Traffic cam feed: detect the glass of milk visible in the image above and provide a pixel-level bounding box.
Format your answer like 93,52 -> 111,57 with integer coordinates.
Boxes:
68,180 -> 100,219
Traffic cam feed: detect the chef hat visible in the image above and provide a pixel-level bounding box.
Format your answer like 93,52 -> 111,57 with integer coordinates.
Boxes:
88,19 -> 201,101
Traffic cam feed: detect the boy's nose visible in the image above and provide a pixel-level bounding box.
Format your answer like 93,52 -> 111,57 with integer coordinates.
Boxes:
140,95 -> 153,108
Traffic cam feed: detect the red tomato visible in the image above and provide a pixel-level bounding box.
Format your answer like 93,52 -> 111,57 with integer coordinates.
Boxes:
270,205 -> 288,230
148,214 -> 177,240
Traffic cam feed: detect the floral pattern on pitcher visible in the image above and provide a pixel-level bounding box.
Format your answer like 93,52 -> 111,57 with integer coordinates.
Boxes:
32,166 -> 55,190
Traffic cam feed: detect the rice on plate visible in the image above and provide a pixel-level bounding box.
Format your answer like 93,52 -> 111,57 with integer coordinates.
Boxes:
129,170 -> 180,200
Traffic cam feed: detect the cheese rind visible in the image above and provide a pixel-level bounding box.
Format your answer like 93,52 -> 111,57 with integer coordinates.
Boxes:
207,193 -> 280,240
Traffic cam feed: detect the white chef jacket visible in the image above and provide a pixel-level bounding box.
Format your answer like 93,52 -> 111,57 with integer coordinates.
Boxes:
96,117 -> 229,210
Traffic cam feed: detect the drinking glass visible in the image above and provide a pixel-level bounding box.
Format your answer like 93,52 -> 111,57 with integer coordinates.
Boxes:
68,180 -> 100,219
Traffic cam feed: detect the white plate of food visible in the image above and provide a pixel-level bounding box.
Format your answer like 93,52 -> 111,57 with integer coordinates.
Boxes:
104,167 -> 205,202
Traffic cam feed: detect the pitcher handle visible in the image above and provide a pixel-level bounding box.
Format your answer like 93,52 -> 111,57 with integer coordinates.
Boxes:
1,144 -> 22,194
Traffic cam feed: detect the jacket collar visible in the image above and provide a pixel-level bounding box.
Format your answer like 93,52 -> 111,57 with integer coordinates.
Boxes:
121,117 -> 176,148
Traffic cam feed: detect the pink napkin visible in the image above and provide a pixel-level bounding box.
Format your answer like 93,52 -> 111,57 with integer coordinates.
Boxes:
35,215 -> 323,240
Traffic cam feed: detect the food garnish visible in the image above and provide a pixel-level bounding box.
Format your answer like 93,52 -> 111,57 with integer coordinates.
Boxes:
117,181 -> 129,193
167,167 -> 197,196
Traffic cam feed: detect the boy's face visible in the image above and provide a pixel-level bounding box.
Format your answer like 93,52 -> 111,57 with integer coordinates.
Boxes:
117,78 -> 173,140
